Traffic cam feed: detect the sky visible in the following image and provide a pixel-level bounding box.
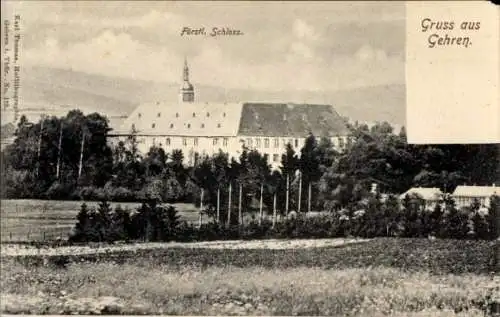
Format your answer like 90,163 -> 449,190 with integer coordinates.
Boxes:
4,1 -> 405,92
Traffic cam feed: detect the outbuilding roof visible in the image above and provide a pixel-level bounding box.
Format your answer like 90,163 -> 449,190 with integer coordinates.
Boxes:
399,187 -> 443,201
452,185 -> 499,198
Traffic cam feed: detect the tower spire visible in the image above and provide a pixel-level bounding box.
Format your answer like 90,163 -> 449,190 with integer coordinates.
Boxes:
180,57 -> 195,103
183,56 -> 189,82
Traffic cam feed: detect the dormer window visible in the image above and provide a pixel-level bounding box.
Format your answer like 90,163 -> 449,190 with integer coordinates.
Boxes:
157,113 -> 161,117
206,112 -> 210,117
176,113 -> 179,118
152,123 -> 156,128
138,113 -> 142,118
187,123 -> 191,128
192,112 -> 196,118
223,112 -> 226,117
201,123 -> 205,128
217,123 -> 221,128
170,123 -> 174,128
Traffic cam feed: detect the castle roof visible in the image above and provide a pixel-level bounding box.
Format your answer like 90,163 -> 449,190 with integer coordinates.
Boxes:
110,101 -> 350,138
238,102 -> 350,137
113,101 -> 243,137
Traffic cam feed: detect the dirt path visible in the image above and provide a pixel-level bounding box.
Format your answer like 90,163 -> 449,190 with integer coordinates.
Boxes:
1,238 -> 369,257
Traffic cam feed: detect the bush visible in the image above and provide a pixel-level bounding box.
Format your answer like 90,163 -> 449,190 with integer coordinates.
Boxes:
45,181 -> 74,200
128,200 -> 183,242
68,195 -> 499,244
76,186 -> 106,201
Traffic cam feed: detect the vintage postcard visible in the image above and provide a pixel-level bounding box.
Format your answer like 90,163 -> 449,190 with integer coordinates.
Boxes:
1,1 -> 499,316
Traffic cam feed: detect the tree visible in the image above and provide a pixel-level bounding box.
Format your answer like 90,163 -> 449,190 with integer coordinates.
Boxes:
280,143 -> 299,213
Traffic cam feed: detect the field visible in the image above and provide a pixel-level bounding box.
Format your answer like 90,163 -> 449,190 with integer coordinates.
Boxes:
0,199 -> 310,243
1,238 -> 499,316
0,199 -> 201,242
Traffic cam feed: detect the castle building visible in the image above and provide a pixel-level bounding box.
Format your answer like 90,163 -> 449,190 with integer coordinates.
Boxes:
108,59 -> 352,169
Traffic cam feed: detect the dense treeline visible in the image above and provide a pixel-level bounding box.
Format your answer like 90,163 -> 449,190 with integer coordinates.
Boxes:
1,111 -> 499,216
69,194 -> 499,243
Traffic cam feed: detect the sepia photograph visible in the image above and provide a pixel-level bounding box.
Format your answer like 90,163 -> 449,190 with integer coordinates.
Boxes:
0,1 -> 499,316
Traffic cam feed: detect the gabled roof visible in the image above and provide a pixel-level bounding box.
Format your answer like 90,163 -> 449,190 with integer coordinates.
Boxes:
452,185 -> 499,198
400,187 -> 443,201
112,101 -> 243,137
238,103 -> 350,137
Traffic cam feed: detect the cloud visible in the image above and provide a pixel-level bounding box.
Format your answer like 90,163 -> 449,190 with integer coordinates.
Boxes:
287,42 -> 315,62
355,45 -> 388,62
24,30 -> 182,82
18,2 -> 404,92
292,19 -> 319,41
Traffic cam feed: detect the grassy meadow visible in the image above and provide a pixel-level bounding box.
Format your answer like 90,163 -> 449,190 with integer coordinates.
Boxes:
0,199 -> 201,242
1,238 -> 499,316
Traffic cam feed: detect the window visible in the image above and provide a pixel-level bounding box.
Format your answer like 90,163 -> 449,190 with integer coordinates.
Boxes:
152,137 -> 156,145
176,113 -> 179,117
201,123 -> 205,128
246,138 -> 253,147
192,112 -> 196,117
294,139 -> 299,148
166,138 -> 171,146
264,138 -> 270,148
223,138 -> 228,147
289,138 -> 293,146
223,112 -> 226,117
273,154 -> 279,162
274,138 -> 279,148
138,113 -> 142,118
152,123 -> 156,128
213,138 -> 219,146
170,123 -> 174,128
187,123 -> 191,128
256,138 -> 261,148
183,138 -> 187,146
157,113 -> 161,117
217,123 -> 221,128
339,137 -> 345,148
194,138 -> 198,146
206,112 -> 210,117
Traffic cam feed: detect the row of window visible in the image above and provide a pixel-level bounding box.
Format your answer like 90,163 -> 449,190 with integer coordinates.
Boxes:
148,123 -> 222,129
138,112 -> 227,119
242,137 -> 300,149
156,137 -> 229,147
145,136 -> 349,150
239,137 -> 350,149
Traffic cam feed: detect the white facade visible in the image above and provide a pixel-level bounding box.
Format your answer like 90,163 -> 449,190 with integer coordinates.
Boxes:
452,185 -> 498,209
108,134 -> 351,169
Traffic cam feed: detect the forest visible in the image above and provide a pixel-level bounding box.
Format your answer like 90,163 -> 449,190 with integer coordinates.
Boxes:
1,110 -> 499,215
